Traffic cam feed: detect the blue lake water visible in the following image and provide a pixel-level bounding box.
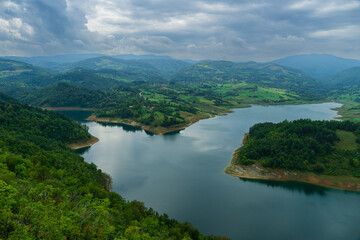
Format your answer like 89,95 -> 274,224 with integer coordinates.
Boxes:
60,103 -> 360,240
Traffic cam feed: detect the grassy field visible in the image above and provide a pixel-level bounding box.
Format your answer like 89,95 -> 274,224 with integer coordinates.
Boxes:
332,93 -> 360,121
93,81 -> 319,134
335,130 -> 358,150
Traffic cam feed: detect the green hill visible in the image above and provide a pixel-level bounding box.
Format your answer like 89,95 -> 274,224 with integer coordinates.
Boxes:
0,58 -> 51,87
0,92 -> 91,145
234,119 -> 360,177
328,67 -> 360,87
4,54 -> 104,73
0,59 -> 53,98
0,58 -> 143,97
23,82 -> 104,107
0,93 -> 225,239
325,67 -> 360,122
72,56 -> 167,81
81,68 -> 166,83
0,58 -> 49,79
272,54 -> 360,80
326,66 -> 360,100
172,61 -> 324,99
50,71 -> 122,90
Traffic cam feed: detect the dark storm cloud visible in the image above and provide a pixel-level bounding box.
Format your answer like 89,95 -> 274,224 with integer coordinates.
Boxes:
0,0 -> 103,55
0,0 -> 359,61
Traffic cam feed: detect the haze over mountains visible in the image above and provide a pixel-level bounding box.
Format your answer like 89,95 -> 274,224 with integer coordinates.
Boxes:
4,54 -> 192,75
4,53 -> 360,80
272,54 -> 360,80
1,53 -> 360,103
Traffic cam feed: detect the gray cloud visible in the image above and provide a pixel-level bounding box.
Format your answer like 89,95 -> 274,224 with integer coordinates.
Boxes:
0,0 -> 359,61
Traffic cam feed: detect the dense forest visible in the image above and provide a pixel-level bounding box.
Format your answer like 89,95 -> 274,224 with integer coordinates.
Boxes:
0,93 -> 228,239
24,82 -> 105,107
235,119 -> 360,177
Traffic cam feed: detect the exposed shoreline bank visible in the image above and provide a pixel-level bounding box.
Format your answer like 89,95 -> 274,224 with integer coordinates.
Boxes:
86,111 -> 229,135
67,136 -> 99,150
46,102 -> 337,135
224,134 -> 360,192
86,101 -> 339,135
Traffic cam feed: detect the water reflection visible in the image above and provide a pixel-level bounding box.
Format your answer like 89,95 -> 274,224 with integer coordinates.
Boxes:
94,121 -> 152,135
144,130 -> 155,136
164,130 -> 182,135
56,110 -> 93,122
239,178 -> 328,196
76,146 -> 91,155
162,133 -> 181,141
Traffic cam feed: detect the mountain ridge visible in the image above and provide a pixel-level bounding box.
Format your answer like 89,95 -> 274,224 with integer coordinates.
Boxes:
271,54 -> 360,80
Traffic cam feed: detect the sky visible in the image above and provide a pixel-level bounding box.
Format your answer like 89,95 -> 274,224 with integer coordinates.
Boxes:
0,0 -> 359,61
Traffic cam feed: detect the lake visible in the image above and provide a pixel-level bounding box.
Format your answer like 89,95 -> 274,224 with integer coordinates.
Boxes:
59,103 -> 360,240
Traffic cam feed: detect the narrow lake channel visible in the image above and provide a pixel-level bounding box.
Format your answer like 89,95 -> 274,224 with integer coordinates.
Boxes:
59,103 -> 360,240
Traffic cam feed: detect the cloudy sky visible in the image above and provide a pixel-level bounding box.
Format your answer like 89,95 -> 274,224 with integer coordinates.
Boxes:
0,0 -> 359,61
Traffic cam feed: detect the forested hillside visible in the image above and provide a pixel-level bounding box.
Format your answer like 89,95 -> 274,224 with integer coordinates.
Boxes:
0,93 -> 227,239
0,59 -> 52,99
0,94 -> 225,239
49,71 -> 123,90
72,56 -> 166,81
0,93 -> 91,144
23,82 -> 104,107
327,67 -> 360,87
172,61 -> 324,99
325,67 -> 360,122
235,119 -> 360,177
0,59 -> 49,79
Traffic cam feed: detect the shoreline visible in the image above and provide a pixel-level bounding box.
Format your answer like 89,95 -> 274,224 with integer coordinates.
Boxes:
45,101 -> 336,136
66,136 -> 99,150
86,115 -> 187,135
86,113 -> 221,135
224,134 -> 360,192
86,101 -> 339,135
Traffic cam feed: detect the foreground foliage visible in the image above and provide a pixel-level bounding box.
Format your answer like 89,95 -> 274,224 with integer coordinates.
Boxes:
0,94 -> 228,239
236,119 -> 360,177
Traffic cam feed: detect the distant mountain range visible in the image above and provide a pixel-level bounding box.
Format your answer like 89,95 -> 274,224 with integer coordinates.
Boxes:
2,53 -> 360,101
4,54 -> 193,76
271,54 -> 360,80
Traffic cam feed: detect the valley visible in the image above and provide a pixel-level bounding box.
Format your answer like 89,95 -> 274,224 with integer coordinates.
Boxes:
1,53 -> 360,239
0,55 -> 326,134
2,1 -> 360,239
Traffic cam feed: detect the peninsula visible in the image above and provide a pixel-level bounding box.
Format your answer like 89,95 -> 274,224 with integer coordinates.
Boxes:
225,119 -> 360,191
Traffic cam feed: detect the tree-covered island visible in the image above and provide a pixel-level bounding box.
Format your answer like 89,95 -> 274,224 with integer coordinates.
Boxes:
225,119 -> 360,191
